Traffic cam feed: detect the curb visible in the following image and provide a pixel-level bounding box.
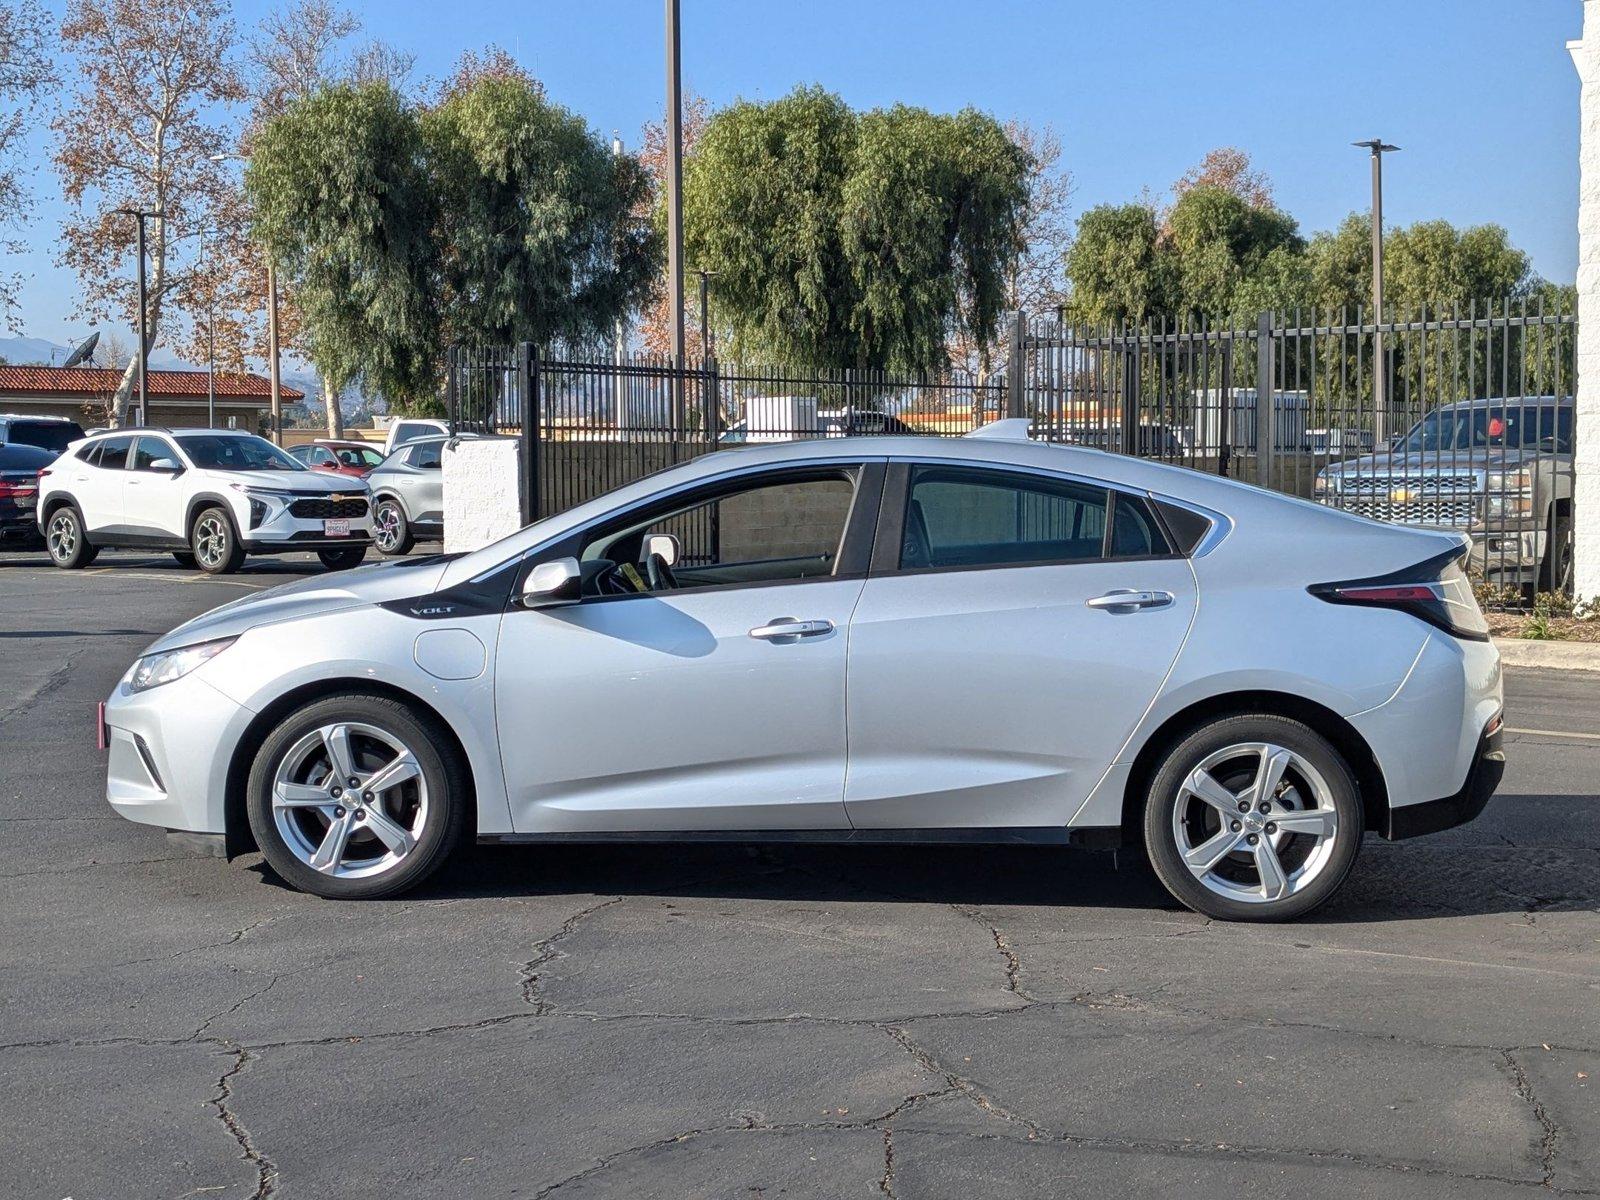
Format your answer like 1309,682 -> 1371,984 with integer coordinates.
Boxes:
1493,637 -> 1600,673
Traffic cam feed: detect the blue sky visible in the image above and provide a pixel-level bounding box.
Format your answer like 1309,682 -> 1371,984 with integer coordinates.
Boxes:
9,0 -> 1585,350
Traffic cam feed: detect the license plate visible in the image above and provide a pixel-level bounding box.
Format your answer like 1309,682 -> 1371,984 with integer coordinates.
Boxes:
324,519 -> 350,537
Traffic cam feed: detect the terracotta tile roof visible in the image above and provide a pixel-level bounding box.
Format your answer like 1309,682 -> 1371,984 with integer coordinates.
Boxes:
0,365 -> 303,401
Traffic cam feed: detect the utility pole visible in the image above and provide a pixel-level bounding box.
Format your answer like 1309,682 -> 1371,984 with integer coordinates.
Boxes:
664,0 -> 685,367
267,262 -> 283,444
1354,139 -> 1399,439
698,269 -> 717,361
115,208 -> 161,427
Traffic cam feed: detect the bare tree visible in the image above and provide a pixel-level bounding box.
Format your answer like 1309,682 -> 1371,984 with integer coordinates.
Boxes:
348,39 -> 415,94
637,91 -> 710,356
0,2 -> 54,323
54,0 -> 246,426
246,0 -> 357,119
1173,146 -> 1273,209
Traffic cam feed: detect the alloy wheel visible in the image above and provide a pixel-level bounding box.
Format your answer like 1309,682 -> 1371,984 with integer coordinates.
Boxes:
271,721 -> 429,879
194,515 -> 230,569
374,504 -> 403,553
47,512 -> 77,560
1170,741 -> 1341,905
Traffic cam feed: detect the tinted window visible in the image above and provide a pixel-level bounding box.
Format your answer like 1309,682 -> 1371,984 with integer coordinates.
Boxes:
903,466 -> 1108,569
130,437 -> 176,470
0,442 -> 56,469
408,441 -> 443,469
339,446 -> 383,468
1398,404 -> 1573,453
395,422 -> 439,447
2,420 -> 83,453
76,442 -> 102,466
579,469 -> 859,593
1111,493 -> 1170,558
95,435 -> 134,470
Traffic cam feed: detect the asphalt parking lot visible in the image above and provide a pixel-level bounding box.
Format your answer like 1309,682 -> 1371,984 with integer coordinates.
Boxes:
2,547 -> 1598,1200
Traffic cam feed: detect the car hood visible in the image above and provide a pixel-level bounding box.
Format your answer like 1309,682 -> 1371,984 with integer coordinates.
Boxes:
145,554 -> 458,655
1322,447 -> 1544,477
193,468 -> 368,492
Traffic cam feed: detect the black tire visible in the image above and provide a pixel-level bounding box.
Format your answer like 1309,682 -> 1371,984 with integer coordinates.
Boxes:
1142,714 -> 1363,923
190,505 -> 244,574
373,497 -> 413,557
1538,504 -> 1572,593
318,546 -> 367,571
245,693 -> 466,900
45,504 -> 98,569
172,551 -> 197,569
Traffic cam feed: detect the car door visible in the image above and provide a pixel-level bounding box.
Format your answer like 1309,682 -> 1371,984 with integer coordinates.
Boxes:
403,441 -> 444,526
73,434 -> 134,532
494,460 -> 883,833
123,436 -> 187,540
843,460 -> 1198,829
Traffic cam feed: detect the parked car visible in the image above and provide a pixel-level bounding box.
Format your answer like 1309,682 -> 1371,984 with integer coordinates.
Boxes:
367,435 -> 446,556
0,414 -> 86,453
0,441 -> 55,544
288,439 -> 386,478
104,421 -> 1502,917
382,418 -> 450,456
1313,397 -> 1573,588
38,428 -> 373,574
718,407 -> 918,443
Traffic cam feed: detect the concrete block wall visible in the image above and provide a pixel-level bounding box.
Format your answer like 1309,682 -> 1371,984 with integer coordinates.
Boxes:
443,437 -> 525,554
1572,4 -> 1600,601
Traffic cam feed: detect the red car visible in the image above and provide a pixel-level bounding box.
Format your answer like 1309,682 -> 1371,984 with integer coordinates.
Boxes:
288,439 -> 386,478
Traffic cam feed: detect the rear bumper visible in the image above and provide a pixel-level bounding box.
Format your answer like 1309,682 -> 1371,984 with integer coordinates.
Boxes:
1381,721 -> 1504,839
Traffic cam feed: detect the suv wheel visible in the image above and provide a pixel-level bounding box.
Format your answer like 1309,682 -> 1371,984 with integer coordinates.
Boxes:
172,551 -> 197,569
191,506 -> 244,574
45,505 -> 98,569
373,498 -> 413,556
246,694 -> 466,899
1143,714 -> 1362,922
318,546 -> 367,571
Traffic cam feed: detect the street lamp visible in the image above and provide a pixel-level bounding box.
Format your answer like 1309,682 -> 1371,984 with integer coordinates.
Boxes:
209,151 -> 284,444
113,207 -> 164,427
696,269 -> 718,361
1353,139 -> 1399,437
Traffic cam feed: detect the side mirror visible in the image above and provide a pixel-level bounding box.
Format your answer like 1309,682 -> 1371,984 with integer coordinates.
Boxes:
518,556 -> 582,609
643,532 -> 680,567
150,457 -> 183,475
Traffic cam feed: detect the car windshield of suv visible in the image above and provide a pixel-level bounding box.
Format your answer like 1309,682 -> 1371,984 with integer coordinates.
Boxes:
1396,405 -> 1571,454
177,434 -> 306,472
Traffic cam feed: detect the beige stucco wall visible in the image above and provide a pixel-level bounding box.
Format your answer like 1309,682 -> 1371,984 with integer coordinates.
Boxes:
1572,5 -> 1600,601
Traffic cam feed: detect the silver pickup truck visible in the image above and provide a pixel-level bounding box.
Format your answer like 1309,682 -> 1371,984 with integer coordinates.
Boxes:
1313,396 -> 1574,590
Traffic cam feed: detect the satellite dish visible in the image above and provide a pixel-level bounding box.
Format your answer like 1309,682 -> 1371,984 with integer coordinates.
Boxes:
60,332 -> 99,369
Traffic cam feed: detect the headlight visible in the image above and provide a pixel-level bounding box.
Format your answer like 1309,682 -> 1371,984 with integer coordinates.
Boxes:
1485,469 -> 1531,493
121,637 -> 237,694
1485,493 -> 1535,520
1313,474 -> 1333,498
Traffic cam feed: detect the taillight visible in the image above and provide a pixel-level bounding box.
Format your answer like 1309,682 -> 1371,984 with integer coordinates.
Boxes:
1309,546 -> 1489,641
0,480 -> 34,498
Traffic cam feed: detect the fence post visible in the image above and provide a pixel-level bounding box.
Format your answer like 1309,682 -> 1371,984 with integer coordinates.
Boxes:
1121,325 -> 1140,455
1256,311 -> 1275,485
517,341 -> 539,526
1006,311 -> 1027,419
444,347 -> 458,432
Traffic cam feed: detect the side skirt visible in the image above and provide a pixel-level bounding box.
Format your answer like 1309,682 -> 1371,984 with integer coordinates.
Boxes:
479,826 -> 1124,849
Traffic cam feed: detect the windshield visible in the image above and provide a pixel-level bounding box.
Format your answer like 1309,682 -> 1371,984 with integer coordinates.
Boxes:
1396,405 -> 1571,454
177,434 -> 306,472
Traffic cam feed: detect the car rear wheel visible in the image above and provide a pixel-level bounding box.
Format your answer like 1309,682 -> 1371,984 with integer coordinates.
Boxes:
373,498 -> 413,556
246,694 -> 466,899
318,546 -> 367,571
45,505 -> 98,569
1143,714 -> 1362,922
190,506 -> 244,574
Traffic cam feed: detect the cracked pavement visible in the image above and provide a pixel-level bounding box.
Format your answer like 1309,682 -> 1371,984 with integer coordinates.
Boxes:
1,551 -> 1598,1198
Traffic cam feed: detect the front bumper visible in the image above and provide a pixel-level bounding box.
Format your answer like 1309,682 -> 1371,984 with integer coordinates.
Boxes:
104,672 -> 253,835
242,494 -> 374,552
1382,719 -> 1505,839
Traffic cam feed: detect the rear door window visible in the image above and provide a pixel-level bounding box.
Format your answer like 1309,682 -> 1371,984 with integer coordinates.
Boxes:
902,466 -> 1109,569
94,435 -> 134,471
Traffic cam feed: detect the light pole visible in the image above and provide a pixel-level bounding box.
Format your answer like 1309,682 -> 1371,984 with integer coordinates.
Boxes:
209,151 -> 284,443
114,207 -> 163,427
1353,139 -> 1399,438
697,269 -> 717,361
664,0 -> 685,368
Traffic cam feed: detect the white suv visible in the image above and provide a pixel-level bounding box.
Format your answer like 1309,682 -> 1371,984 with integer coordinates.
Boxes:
38,428 -> 374,574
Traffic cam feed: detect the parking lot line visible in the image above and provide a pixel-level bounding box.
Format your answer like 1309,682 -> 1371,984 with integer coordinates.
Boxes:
1506,725 -> 1600,741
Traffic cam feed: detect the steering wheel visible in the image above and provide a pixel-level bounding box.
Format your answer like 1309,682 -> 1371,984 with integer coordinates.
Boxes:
645,552 -> 678,591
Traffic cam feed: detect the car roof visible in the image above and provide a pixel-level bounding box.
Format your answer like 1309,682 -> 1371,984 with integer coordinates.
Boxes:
1439,395 -> 1571,410
0,413 -> 82,423
0,441 -> 58,463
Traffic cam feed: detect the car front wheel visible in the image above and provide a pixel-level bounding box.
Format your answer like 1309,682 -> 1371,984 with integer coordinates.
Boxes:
373,498 -> 413,556
191,506 -> 244,574
1143,714 -> 1362,922
245,694 -> 466,899
318,546 -> 367,571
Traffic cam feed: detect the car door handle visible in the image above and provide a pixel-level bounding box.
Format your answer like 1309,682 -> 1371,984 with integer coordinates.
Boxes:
1086,589 -> 1174,611
749,618 -> 835,641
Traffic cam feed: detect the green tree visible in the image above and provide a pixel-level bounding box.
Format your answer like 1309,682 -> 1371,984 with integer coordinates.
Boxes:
1305,213 -> 1532,313
1163,186 -> 1303,317
682,85 -> 1029,374
246,81 -> 440,411
424,65 -> 659,349
1062,203 -> 1170,324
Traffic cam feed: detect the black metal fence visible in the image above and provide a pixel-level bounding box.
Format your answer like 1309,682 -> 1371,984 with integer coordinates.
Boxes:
447,297 -> 1576,604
